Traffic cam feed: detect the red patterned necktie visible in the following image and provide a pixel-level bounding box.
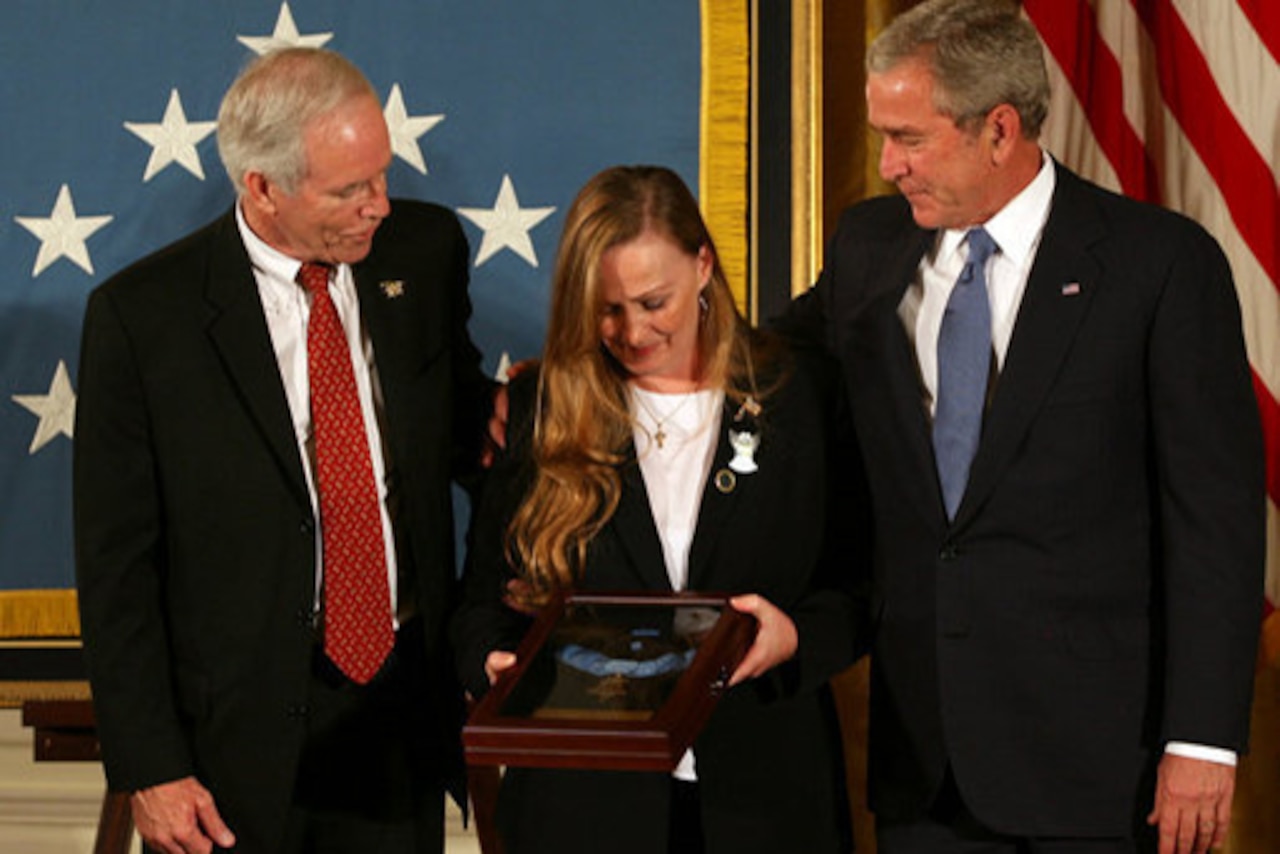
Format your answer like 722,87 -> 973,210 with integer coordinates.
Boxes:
298,261 -> 394,685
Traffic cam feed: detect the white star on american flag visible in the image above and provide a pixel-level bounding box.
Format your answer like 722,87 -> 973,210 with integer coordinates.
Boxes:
124,89 -> 218,182
237,2 -> 332,54
384,84 -> 444,175
457,175 -> 556,268
12,360 -> 76,454
14,185 -> 114,277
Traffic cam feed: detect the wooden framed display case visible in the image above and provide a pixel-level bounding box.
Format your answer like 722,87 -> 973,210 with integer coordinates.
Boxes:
464,591 -> 756,771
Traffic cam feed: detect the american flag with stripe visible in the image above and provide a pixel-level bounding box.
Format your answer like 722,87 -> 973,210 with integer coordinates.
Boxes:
1023,0 -> 1279,666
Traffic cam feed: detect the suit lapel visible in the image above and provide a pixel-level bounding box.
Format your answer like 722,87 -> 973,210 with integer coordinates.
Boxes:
852,226 -> 941,516
352,254 -> 443,407
350,253 -> 447,500
352,259 -> 401,379
886,233 -> 939,501
351,259 -> 400,360
958,168 -> 1104,524
202,212 -> 310,509
604,397 -> 741,594
605,453 -> 673,591
686,400 -> 739,591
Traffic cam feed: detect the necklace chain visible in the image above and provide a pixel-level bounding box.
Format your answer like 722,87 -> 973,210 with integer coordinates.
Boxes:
631,388 -> 702,449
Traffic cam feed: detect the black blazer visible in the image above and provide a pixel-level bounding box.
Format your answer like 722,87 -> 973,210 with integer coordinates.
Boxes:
452,351 -> 863,854
777,162 -> 1265,836
74,201 -> 492,851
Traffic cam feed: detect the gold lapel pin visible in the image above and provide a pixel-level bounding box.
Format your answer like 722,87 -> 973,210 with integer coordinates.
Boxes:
714,468 -> 737,494
380,280 -> 406,299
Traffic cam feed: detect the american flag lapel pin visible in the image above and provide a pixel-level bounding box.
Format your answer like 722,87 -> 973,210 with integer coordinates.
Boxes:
380,280 -> 406,299
1061,281 -> 1081,297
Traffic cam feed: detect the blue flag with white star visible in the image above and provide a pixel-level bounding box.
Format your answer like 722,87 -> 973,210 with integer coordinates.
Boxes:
0,1 -> 703,637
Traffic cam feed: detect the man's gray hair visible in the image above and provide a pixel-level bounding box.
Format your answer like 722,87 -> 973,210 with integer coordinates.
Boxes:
868,0 -> 1050,137
217,47 -> 378,195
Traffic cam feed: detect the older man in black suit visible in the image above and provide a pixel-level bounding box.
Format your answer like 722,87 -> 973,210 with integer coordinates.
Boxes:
777,2 -> 1264,853
74,48 -> 493,854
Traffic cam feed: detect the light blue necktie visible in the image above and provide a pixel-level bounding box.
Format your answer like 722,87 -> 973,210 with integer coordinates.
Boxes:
933,227 -> 997,520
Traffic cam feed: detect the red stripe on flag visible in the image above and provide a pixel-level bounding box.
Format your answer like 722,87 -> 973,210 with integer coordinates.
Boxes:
1133,0 -> 1280,288
1255,371 -> 1280,510
1236,0 -> 1280,64
1023,0 -> 1161,203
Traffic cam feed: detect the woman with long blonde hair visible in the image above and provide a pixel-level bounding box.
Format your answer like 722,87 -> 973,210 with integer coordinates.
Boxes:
454,165 -> 858,854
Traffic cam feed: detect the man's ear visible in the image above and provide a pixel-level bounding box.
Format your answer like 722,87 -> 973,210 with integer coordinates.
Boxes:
242,171 -> 277,216
986,103 -> 1024,165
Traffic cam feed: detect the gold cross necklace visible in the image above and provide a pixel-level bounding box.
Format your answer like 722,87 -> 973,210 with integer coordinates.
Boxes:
631,386 -> 700,449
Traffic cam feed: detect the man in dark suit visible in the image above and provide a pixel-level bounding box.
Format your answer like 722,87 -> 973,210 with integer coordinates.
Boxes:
777,2 -> 1264,853
74,48 -> 493,853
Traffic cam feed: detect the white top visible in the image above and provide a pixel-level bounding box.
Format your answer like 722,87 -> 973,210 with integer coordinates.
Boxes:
629,384 -> 723,780
236,204 -> 402,625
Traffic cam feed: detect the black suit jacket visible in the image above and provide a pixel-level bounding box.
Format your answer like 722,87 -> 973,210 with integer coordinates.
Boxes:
74,201 -> 492,851
452,353 -> 862,854
777,163 -> 1265,836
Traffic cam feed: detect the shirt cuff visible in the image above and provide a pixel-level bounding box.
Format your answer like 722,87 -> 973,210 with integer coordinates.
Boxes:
1164,741 -> 1238,767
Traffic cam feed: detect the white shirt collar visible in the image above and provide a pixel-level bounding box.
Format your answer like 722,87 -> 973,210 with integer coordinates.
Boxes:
936,151 -> 1056,264
235,201 -> 308,285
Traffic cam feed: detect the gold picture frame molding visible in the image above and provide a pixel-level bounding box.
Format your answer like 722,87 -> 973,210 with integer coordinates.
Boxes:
701,0 -> 752,316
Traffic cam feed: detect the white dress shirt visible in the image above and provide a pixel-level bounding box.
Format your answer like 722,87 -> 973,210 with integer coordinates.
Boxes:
237,205 -> 403,626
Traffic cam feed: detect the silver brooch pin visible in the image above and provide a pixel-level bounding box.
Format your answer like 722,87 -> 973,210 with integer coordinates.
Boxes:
727,394 -> 761,475
728,429 -> 759,474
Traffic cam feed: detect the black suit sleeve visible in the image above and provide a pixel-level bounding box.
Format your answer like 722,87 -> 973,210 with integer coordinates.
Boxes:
441,212 -> 498,490
1148,216 -> 1265,750
768,247 -> 838,353
752,349 -> 870,699
451,372 -> 539,699
74,286 -> 195,792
